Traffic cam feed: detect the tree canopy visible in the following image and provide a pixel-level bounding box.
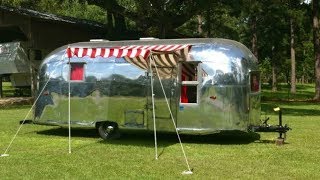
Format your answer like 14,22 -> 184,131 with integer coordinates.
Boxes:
1,0 -> 320,100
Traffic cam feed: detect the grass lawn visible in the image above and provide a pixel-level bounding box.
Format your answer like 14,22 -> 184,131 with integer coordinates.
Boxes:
0,84 -> 320,179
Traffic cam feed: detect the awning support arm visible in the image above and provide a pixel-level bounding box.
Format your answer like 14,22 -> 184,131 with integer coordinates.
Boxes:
150,54 -> 193,175
149,55 -> 158,160
68,51 -> 72,154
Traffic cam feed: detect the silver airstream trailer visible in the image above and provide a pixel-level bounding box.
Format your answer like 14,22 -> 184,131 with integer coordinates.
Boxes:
34,38 -> 266,140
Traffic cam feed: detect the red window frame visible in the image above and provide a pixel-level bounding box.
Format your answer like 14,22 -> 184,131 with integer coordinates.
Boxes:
180,62 -> 199,104
70,63 -> 85,81
250,72 -> 260,92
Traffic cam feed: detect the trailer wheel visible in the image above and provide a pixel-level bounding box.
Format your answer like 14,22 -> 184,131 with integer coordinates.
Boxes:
97,122 -> 120,140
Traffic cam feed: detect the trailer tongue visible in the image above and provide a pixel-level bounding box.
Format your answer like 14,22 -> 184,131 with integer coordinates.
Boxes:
250,107 -> 291,145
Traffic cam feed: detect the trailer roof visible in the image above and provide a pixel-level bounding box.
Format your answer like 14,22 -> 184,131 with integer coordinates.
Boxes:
69,38 -> 241,47
42,38 -> 258,74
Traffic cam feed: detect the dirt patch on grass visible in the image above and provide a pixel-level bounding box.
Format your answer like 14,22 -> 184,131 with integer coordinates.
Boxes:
0,97 -> 34,107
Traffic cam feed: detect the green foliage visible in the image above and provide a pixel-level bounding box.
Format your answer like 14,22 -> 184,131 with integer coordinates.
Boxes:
56,0 -> 106,23
1,0 -> 106,23
259,58 -> 272,83
203,2 -> 241,39
1,0 -> 317,92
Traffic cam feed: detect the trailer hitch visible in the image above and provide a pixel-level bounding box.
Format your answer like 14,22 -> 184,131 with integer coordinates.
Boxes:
250,107 -> 291,145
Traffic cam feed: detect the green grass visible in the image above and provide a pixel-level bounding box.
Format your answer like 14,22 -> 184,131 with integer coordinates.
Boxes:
261,83 -> 315,101
1,82 -> 31,97
1,85 -> 320,179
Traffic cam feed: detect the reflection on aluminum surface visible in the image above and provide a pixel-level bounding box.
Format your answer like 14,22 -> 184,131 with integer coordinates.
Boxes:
35,39 -> 260,135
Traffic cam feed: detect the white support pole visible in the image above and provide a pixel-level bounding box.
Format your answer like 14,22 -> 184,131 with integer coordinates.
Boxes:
151,56 -> 192,174
149,55 -> 158,160
1,48 -> 72,157
1,75 -> 53,157
68,57 -> 71,154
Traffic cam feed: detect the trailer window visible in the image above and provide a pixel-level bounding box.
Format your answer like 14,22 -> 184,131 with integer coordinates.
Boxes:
250,72 -> 260,92
181,62 -> 199,104
70,63 -> 85,81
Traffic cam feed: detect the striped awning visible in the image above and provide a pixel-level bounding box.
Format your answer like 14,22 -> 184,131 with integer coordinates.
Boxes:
66,45 -> 190,71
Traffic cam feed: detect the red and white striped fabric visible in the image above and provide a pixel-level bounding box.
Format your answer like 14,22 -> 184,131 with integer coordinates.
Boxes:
66,45 -> 190,77
66,45 -> 190,59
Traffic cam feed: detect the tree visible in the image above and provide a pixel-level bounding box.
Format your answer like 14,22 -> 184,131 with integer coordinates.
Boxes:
84,0 -> 204,38
313,0 -> 320,100
3,0 -> 318,94
257,2 -> 290,91
1,0 -> 107,23
240,0 -> 263,61
287,0 -> 305,93
290,16 -> 296,93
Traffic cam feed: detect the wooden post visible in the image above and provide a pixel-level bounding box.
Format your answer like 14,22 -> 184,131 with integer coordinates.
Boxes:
27,16 -> 36,98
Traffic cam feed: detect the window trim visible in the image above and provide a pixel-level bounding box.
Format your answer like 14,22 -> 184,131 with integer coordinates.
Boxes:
179,61 -> 201,104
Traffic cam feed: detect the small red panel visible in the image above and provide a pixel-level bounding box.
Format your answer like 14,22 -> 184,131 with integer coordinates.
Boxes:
70,63 -> 84,81
250,73 -> 260,92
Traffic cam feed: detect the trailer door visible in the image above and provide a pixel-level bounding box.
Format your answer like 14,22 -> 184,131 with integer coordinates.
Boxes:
177,61 -> 203,130
146,66 -> 178,132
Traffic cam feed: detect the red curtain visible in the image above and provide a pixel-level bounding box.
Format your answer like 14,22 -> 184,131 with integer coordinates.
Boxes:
251,74 -> 260,92
70,63 -> 84,81
181,73 -> 188,103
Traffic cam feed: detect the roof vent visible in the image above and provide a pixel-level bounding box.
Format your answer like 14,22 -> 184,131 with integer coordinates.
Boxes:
139,37 -> 159,41
90,39 -> 109,42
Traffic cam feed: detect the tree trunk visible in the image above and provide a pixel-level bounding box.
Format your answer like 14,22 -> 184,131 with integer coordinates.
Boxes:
197,15 -> 203,36
114,14 -> 126,33
272,63 -> 277,92
106,11 -> 113,35
313,0 -> 320,100
290,18 -> 296,93
205,7 -> 212,37
158,22 -> 167,38
251,15 -> 259,61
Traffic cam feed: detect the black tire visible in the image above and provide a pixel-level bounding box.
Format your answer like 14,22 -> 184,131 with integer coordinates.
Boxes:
97,122 -> 120,140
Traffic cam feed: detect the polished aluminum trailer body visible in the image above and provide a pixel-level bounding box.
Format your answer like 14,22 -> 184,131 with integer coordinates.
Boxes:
34,38 -> 260,135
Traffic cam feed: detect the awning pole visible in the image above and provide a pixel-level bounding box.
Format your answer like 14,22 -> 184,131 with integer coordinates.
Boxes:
149,55 -> 158,160
1,74 -> 53,157
68,56 -> 71,154
151,55 -> 193,175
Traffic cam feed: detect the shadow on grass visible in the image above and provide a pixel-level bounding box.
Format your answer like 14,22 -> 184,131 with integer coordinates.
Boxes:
254,139 -> 290,145
37,127 -> 261,147
262,102 -> 320,116
37,127 -> 100,138
179,131 -> 261,145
